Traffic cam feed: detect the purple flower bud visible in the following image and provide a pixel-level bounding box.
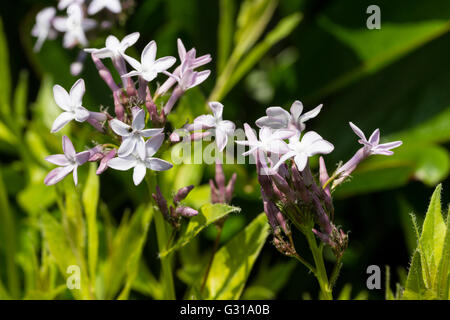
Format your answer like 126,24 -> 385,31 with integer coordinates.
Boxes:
96,149 -> 116,175
319,156 -> 331,198
173,185 -> 194,204
169,131 -> 181,143
225,173 -> 237,203
175,206 -> 198,217
152,186 -> 170,220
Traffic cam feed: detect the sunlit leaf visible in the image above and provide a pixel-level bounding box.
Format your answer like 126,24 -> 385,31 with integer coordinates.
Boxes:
159,203 -> 241,258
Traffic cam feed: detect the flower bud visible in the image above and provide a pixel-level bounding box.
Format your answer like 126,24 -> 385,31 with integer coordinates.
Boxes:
175,206 -> 198,218
173,185 -> 194,205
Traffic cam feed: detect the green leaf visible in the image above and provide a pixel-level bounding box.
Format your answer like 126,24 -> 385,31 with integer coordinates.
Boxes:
159,203 -> 241,257
0,168 -> 19,298
203,212 -> 269,299
0,17 -> 11,117
436,207 -> 450,299
82,163 -> 100,285
403,249 -> 428,300
223,12 -> 302,97
13,70 -> 28,130
41,212 -> 91,299
103,205 -> 153,299
17,183 -> 57,216
217,0 -> 235,74
419,184 -> 446,287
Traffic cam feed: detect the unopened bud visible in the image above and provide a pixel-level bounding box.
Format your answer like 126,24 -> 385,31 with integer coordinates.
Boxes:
176,206 -> 198,218
173,185 -> 194,204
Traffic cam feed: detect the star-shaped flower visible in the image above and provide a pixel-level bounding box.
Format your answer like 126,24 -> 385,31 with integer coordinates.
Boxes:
32,7 -> 57,52
53,4 -> 96,48
87,0 -> 122,15
349,122 -> 403,155
108,133 -> 173,185
44,135 -> 90,186
85,32 -> 140,61
110,108 -> 163,159
51,79 -> 90,133
191,102 -> 235,151
156,38 -> 212,96
236,127 -> 294,157
255,100 -> 322,133
58,0 -> 84,10
122,40 -> 176,82
273,131 -> 334,171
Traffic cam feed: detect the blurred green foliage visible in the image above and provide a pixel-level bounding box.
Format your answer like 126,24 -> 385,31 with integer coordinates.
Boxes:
0,0 -> 449,300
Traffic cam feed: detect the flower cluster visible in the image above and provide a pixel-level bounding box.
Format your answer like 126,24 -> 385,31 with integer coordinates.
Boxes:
234,101 -> 402,258
44,33 -> 211,187
31,0 -> 133,75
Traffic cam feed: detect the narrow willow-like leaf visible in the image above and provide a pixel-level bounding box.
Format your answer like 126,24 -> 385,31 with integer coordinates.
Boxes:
436,207 -> 450,299
385,266 -> 395,300
223,12 -> 302,98
217,0 -> 235,74
203,212 -> 269,300
41,212 -> 91,299
0,168 -> 19,298
337,283 -> 352,300
103,205 -> 153,299
159,203 -> 241,258
82,163 -> 100,286
13,70 -> 28,130
419,184 -> 446,287
0,18 -> 11,117
403,249 -> 427,299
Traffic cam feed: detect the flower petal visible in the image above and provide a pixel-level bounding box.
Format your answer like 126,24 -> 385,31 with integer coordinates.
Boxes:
193,114 -> 215,129
308,139 -> 334,156
69,79 -> 85,106
44,165 -> 74,185
133,163 -> 147,185
74,106 -> 90,122
105,35 -> 120,50
209,102 -> 224,120
376,140 -> 403,151
45,154 -> 70,166
136,137 -> 146,160
294,154 -> 308,171
299,104 -> 322,122
122,54 -> 142,73
62,135 -> 76,159
121,32 -> 140,48
73,165 -> 78,185
105,0 -> 122,13
142,40 -> 157,66
75,151 -> 91,165
107,156 -> 136,171
110,119 -> 131,137
290,100 -> 303,120
349,122 -> 367,142
145,158 -> 173,171
118,136 -> 137,157
53,85 -> 71,111
145,133 -> 165,157
218,120 -> 235,136
51,112 -> 75,133
132,108 -> 146,131
215,127 -> 228,152
177,38 -> 186,61
369,129 -> 380,145
141,128 -> 164,138
153,56 -> 176,72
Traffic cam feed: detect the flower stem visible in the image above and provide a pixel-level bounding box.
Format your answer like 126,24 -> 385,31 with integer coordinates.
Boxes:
145,174 -> 176,300
305,230 -> 333,300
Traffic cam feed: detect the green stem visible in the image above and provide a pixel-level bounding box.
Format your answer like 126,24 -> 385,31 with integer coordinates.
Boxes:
305,230 -> 333,300
146,175 -> 176,300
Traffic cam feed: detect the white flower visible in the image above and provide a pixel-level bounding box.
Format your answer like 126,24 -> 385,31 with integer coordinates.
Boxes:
44,135 -> 90,186
32,7 -> 57,52
273,131 -> 334,171
58,0 -> 84,10
108,133 -> 173,185
110,108 -> 163,159
256,100 -> 322,133
51,79 -> 90,133
87,0 -> 122,15
156,38 -> 212,96
85,33 -> 140,60
191,102 -> 235,151
236,126 -> 294,156
122,40 -> 176,82
53,4 -> 97,48
349,122 -> 403,156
